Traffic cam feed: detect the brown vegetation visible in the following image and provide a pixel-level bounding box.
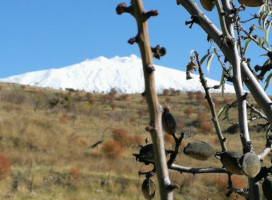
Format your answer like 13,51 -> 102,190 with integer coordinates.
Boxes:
0,82 -> 269,199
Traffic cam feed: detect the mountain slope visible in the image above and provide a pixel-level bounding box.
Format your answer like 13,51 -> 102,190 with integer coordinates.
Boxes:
0,55 -> 235,93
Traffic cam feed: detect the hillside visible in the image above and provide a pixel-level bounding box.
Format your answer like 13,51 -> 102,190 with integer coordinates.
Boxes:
0,82 -> 269,200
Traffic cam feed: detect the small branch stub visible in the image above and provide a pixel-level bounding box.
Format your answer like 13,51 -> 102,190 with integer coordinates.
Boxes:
128,35 -> 139,45
185,16 -> 198,28
143,10 -> 159,21
151,45 -> 166,59
116,3 -> 133,15
146,64 -> 155,73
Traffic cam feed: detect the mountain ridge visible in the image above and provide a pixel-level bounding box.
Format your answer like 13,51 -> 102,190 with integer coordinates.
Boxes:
0,55 -> 235,94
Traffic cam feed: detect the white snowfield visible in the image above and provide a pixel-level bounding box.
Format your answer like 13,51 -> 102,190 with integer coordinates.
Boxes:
0,55 -> 235,94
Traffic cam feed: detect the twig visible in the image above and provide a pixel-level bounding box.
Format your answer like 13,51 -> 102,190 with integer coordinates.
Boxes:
227,186 -> 248,198
258,135 -> 272,160
226,173 -> 248,198
194,51 -> 227,152
167,132 -> 185,166
169,164 -> 228,174
240,14 -> 258,23
247,102 -> 268,121
254,64 -> 272,81
214,49 -> 233,83
241,28 -> 271,52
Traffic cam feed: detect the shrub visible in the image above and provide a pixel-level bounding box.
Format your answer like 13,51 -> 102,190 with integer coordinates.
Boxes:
132,135 -> 144,147
214,175 -> 227,192
195,91 -> 204,102
187,91 -> 194,100
101,94 -> 113,104
101,141 -> 124,159
0,151 -> 11,180
232,176 -> 247,188
165,97 -> 171,104
163,89 -> 170,96
201,100 -> 209,110
199,121 -> 213,134
0,91 -> 26,105
112,128 -> 130,146
129,117 -> 137,125
59,113 -> 68,124
196,111 -> 210,124
137,109 -> 146,119
120,94 -> 129,101
140,98 -> 146,104
48,98 -> 59,109
169,88 -> 180,96
109,88 -> 117,99
110,102 -> 117,111
184,106 -> 194,117
69,168 -> 81,179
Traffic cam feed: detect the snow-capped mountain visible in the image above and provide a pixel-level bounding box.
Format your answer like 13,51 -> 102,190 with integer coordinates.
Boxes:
0,55 -> 235,93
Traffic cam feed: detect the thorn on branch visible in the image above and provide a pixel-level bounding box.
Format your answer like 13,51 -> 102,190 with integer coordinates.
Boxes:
254,64 -> 272,80
207,35 -> 213,43
185,16 -> 197,29
241,92 -> 248,100
141,91 -> 146,97
267,51 -> 272,60
145,125 -> 154,132
116,3 -> 133,15
146,64 -> 155,73
151,45 -> 166,59
143,10 -> 159,21
166,184 -> 179,191
146,121 -> 155,132
128,35 -> 139,45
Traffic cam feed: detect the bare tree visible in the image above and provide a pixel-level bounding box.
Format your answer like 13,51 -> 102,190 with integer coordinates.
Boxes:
116,0 -> 272,199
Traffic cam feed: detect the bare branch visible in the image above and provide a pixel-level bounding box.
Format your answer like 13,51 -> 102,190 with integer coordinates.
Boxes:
117,0 -> 174,199
258,135 -> 272,160
169,164 -> 228,174
194,51 -> 227,152
247,102 -> 268,121
167,132 -> 185,166
241,28 -> 271,52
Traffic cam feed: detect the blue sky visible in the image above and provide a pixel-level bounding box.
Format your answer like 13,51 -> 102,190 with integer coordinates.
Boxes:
0,1 -> 270,92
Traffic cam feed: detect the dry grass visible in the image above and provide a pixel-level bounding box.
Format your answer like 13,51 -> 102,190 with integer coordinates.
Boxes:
0,82 -> 270,200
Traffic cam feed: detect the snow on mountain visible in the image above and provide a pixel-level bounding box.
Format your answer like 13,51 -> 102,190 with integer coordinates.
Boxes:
0,55 -> 235,94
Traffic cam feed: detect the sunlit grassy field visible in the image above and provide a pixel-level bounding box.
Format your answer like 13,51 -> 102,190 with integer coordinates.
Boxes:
0,82 -> 270,200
